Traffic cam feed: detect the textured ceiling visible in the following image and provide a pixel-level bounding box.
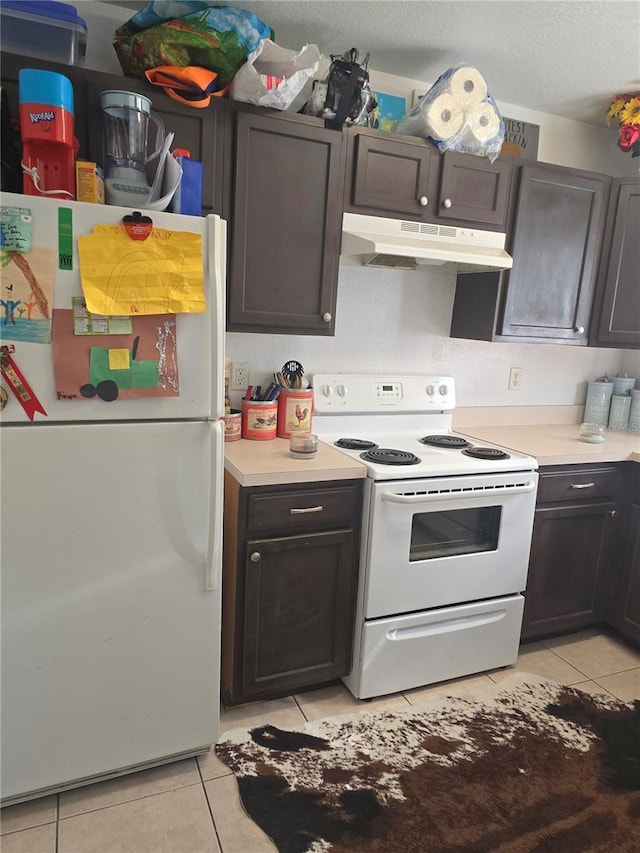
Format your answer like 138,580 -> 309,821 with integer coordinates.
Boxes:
108,0 -> 640,126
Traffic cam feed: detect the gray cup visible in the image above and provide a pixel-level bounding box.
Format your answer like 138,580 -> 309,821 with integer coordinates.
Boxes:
584,381 -> 614,426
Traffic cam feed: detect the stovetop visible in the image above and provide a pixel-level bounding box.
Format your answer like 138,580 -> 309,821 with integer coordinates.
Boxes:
312,374 -> 538,480
319,428 -> 537,479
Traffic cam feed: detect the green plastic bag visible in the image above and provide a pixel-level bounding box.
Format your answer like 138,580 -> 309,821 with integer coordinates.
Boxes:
114,1 -> 271,86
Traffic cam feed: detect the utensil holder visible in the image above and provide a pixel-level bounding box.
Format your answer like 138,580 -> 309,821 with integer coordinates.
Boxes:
277,389 -> 313,439
241,399 -> 277,440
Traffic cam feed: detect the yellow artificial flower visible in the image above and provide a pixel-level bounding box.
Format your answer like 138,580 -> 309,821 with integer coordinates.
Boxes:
620,97 -> 640,126
606,96 -> 626,126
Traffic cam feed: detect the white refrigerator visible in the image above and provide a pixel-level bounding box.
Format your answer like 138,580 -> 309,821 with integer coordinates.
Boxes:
0,192 -> 226,805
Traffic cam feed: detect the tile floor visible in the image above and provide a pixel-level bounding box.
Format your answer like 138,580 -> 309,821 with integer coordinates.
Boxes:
2,627 -> 639,853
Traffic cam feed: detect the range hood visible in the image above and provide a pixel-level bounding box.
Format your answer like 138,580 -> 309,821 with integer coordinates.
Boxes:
341,213 -> 513,273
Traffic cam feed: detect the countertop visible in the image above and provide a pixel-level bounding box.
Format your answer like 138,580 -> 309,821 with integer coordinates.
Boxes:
458,423 -> 640,467
224,424 -> 639,487
224,437 -> 367,487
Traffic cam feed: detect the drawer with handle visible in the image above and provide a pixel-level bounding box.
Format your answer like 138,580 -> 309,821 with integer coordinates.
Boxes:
246,482 -> 362,533
536,466 -> 621,503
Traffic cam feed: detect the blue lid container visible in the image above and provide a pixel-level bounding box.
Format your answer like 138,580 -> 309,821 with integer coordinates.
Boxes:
19,68 -> 74,115
1,1 -> 87,66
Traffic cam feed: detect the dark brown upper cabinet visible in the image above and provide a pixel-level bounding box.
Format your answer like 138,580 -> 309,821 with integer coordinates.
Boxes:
451,161 -> 611,345
344,126 -> 512,231
227,108 -> 344,335
589,178 -> 640,349
437,150 -> 512,228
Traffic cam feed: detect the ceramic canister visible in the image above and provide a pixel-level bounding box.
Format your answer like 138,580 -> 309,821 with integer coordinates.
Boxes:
608,394 -> 631,431
628,390 -> 640,431
583,380 -> 614,426
221,409 -> 241,441
612,376 -> 636,396
277,389 -> 314,439
241,399 -> 277,440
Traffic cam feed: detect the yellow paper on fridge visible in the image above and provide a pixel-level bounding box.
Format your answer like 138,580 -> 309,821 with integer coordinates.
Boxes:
77,225 -> 205,316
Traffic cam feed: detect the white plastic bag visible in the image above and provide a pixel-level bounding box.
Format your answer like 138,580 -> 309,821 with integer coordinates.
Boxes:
396,64 -> 504,161
230,40 -> 321,112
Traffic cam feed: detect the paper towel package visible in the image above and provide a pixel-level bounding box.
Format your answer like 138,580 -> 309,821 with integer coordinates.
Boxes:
395,63 -> 505,161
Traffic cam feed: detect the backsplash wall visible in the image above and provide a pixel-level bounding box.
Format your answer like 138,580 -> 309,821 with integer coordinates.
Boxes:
226,264 -> 625,409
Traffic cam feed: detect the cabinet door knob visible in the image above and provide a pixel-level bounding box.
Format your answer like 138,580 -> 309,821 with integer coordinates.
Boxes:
443,198 -> 452,209
609,509 -> 617,517
250,552 -> 261,562
574,326 -> 585,334
322,312 -> 332,323
418,195 -> 428,207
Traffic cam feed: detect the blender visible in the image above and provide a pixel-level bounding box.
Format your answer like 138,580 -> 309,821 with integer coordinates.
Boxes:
100,90 -> 165,207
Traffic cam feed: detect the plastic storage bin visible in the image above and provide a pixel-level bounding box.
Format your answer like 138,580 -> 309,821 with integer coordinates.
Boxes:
0,1 -> 87,66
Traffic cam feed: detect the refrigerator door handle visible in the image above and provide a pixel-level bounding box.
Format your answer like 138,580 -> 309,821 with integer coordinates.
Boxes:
205,419 -> 225,591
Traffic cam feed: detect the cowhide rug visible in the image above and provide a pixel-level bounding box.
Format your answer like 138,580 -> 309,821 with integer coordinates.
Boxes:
215,675 -> 640,853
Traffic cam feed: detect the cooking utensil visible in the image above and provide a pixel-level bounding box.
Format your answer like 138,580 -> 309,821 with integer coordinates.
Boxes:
282,360 -> 304,389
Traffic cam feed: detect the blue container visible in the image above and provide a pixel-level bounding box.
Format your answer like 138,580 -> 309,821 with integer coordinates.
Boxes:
170,154 -> 204,216
1,1 -> 87,66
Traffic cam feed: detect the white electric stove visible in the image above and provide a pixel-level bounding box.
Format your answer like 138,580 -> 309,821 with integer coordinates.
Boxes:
313,373 -> 536,478
312,375 -> 539,700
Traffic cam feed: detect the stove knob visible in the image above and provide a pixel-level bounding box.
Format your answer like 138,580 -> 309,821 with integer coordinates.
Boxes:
439,384 -> 449,396
337,385 -> 347,397
322,385 -> 333,397
426,384 -> 435,396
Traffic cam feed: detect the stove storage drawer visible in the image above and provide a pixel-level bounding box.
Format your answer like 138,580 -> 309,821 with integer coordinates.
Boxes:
246,482 -> 362,534
347,595 -> 524,700
535,465 -> 621,503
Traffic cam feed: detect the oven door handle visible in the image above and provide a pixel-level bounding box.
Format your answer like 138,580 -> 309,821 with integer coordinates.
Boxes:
381,480 -> 537,503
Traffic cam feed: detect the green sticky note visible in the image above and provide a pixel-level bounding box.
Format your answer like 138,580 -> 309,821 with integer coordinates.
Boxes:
0,206 -> 32,252
58,207 -> 73,270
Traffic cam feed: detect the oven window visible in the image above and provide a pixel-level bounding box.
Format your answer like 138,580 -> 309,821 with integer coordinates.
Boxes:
410,506 -> 501,560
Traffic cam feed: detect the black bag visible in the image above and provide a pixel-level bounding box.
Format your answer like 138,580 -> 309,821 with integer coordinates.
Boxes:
321,48 -> 376,129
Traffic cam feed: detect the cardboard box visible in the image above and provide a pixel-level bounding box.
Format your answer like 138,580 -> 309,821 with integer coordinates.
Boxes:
75,161 -> 104,204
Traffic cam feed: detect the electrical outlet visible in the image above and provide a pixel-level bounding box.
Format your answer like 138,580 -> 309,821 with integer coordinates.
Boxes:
231,362 -> 249,391
508,367 -> 523,391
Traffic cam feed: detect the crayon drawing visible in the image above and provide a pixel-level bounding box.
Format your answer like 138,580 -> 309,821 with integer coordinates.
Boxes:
0,246 -> 56,344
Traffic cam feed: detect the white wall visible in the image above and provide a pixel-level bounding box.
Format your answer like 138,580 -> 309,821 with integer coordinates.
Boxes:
226,265 -> 624,409
78,4 -> 638,409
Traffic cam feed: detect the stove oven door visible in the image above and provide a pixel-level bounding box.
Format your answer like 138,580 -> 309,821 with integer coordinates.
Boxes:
364,471 -> 538,619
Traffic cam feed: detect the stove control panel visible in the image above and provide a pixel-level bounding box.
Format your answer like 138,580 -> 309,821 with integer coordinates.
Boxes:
313,375 -> 455,413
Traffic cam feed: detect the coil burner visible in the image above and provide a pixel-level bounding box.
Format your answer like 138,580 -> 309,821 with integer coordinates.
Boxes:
360,448 -> 421,466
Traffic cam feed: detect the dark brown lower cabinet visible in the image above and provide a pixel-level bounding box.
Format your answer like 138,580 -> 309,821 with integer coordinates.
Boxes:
222,473 -> 363,705
521,465 -> 622,641
611,467 -> 640,645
